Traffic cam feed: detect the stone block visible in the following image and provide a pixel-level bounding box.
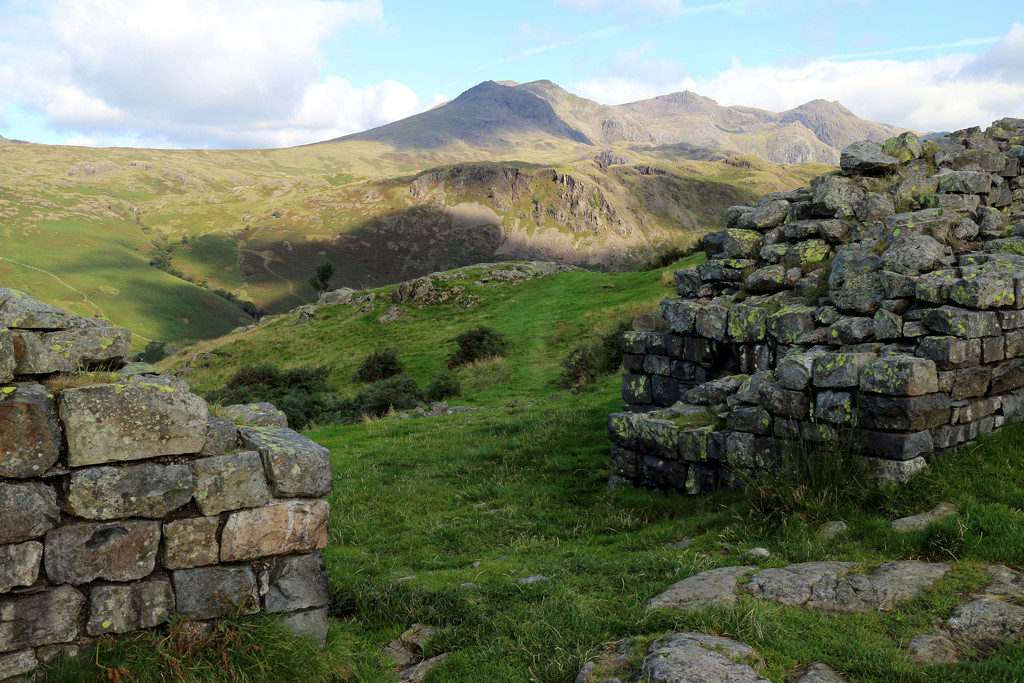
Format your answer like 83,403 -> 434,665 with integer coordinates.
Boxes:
674,270 -> 702,297
990,358 -> 1024,394
955,397 -> 1001,424
220,500 -> 330,562
622,353 -> 645,373
950,366 -> 992,400
0,329 -> 12,383
10,326 -> 131,374
916,270 -> 959,304
621,374 -> 651,404
609,444 -> 640,478
660,300 -> 699,334
999,309 -> 1024,330
923,306 -> 1001,338
220,402 -> 288,428
238,427 -> 333,498
636,418 -> 681,459
172,566 -> 259,619
915,336 -> 981,370
694,304 -> 730,341
621,331 -> 649,354
277,607 -> 329,648
163,516 -> 220,570
767,306 -> 817,344
873,309 -> 903,340
813,352 -> 875,388
1005,331 -> 1024,359
0,289 -> 70,329
829,317 -> 876,344
683,337 -> 715,364
860,357 -> 938,396
264,552 -> 330,613
87,579 -> 175,636
0,585 -> 84,654
0,482 -> 59,544
65,463 -> 192,519
607,412 -> 641,449
815,391 -> 856,425
60,382 -> 208,466
723,431 -> 757,467
44,521 -> 160,585
777,352 -> 820,391
642,355 -> 671,376
725,407 -> 772,435
759,384 -> 810,419
727,304 -> 767,342
862,456 -> 928,482
936,170 -> 992,194
0,384 -> 61,478
883,209 -> 961,242
0,542 -> 42,594
652,375 -> 680,406
0,650 -> 36,679
191,451 -> 271,516
858,394 -> 952,431
950,273 -> 1016,309
201,416 -> 239,455
678,426 -> 713,462
855,430 -> 934,461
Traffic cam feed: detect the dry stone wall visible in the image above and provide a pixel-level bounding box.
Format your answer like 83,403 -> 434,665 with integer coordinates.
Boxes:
0,290 -> 332,680
609,118 -> 1024,493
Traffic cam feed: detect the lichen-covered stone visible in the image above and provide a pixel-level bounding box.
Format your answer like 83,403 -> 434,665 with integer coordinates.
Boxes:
882,131 -> 923,162
858,393 -> 952,431
815,391 -> 856,424
60,382 -> 208,466
660,299 -> 699,334
172,566 -> 259,619
87,579 -> 175,636
0,383 -> 61,478
237,427 -> 332,498
0,288 -> 70,329
0,585 -> 84,653
65,463 -> 192,519
744,264 -> 792,292
777,352 -> 820,391
622,373 -> 651,404
44,520 -> 160,585
841,140 -> 899,175
264,551 -> 330,613
950,271 -> 1016,309
873,309 -> 903,340
811,176 -> 865,217
883,208 -> 962,242
162,516 -> 220,570
937,170 -> 993,195
695,303 -> 730,341
916,269 -> 960,303
860,356 -> 938,395
0,482 -> 59,544
916,336 -> 981,370
834,273 -> 886,314
728,304 -> 767,342
813,352 -> 875,388
201,416 -> 239,455
922,306 -> 1000,339
191,451 -> 270,516
759,384 -> 810,419
220,500 -> 330,562
880,236 -> 947,275
10,326 -> 131,374
767,305 -> 816,344
721,229 -> 764,259
0,542 -> 42,594
220,402 -> 288,428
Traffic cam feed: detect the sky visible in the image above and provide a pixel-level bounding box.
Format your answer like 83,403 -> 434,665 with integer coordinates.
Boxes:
0,0 -> 1022,149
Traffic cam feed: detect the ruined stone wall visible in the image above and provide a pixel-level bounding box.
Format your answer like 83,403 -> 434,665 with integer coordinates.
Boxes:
609,118 -> 1024,493
0,290 -> 333,680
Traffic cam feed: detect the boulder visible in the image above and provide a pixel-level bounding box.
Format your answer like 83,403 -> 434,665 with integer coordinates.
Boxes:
840,141 -> 899,175
238,427 -> 332,497
65,463 -> 193,519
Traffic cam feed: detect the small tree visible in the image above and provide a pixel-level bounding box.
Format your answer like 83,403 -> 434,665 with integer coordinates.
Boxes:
308,260 -> 336,298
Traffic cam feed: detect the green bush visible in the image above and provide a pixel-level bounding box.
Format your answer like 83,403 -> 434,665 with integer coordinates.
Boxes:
355,347 -> 405,383
425,371 -> 461,402
139,340 -> 168,363
558,346 -> 598,390
558,319 -> 630,390
356,375 -> 424,418
207,364 -> 345,430
447,326 -> 510,368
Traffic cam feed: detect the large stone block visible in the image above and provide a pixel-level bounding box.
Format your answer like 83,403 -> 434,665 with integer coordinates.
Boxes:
767,305 -> 817,344
0,289 -> 70,329
991,359 -> 1024,394
60,381 -> 208,466
855,430 -> 934,461
0,542 -> 42,594
660,299 -> 700,334
172,566 -> 259,619
949,366 -> 992,400
44,521 -> 160,585
201,416 -> 239,455
694,304 -> 730,341
65,463 -> 192,519
727,304 -> 767,342
621,374 -> 651,404
220,500 -> 330,562
815,391 -> 856,425
813,352 -> 875,388
277,607 -> 329,648
915,336 -> 981,370
858,394 -> 952,431
264,552 -> 330,613
11,326 -> 131,374
860,357 -> 938,396
220,402 -> 288,428
191,451 -> 270,516
163,516 -> 220,570
238,427 -> 332,498
87,579 -> 175,636
0,650 -> 36,679
759,384 -> 810,419
0,585 -> 84,653
0,482 -> 59,544
923,306 -> 1000,339
0,384 -> 61,478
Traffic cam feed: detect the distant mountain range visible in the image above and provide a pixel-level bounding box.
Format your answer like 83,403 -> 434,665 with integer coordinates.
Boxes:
326,80 -> 906,165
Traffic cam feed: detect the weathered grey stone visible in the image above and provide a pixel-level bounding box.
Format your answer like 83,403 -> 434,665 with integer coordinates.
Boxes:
725,407 -> 773,435
873,309 -> 902,340
916,269 -> 959,304
759,383 -> 810,418
746,200 -> 790,229
880,236 -> 947,275
695,303 -> 730,341
815,391 -> 856,424
768,305 -> 817,344
856,431 -> 933,462
400,652 -> 451,681
238,427 -> 333,498
622,374 -> 651,404
0,542 -> 41,594
44,520 -> 160,585
0,649 -> 36,679
201,416 -> 239,455
949,366 -> 992,400
855,193 -> 895,223
743,562 -> 858,607
277,607 -> 329,648
923,306 -> 1000,338
882,131 -> 923,162
162,516 -> 220,570
0,329 -> 12,383
990,358 -> 1024,394
858,393 -> 951,431
647,566 -> 755,611
811,176 -> 865,218
829,316 -> 876,344
792,662 -> 850,683
906,634 -> 958,664
65,463 -> 192,519
816,521 -> 848,540
220,499 -> 330,562
744,264 -> 792,292
0,288 -> 70,329
264,552 -> 330,613
985,564 -> 1024,600
883,209 -> 962,242
221,402 -> 288,428
0,585 -> 84,653
841,140 -> 899,175
950,271 -> 1016,309
721,229 -> 764,259
915,336 -> 981,370
191,451 -> 270,516
87,579 -> 175,635
0,384 -> 60,478
778,353 -> 821,391
60,382 -> 208,466
0,482 -> 59,544
937,170 -> 993,194
828,250 -> 881,290
383,622 -> 438,669
641,633 -> 768,683
674,270 -> 702,297
834,273 -> 886,314
890,502 -> 957,531
632,312 -> 665,333
814,353 -> 875,388
172,566 -> 259,619
660,300 -> 699,334
860,356 -> 938,395
727,304 -> 767,342
948,597 -> 1024,647
10,326 -> 131,374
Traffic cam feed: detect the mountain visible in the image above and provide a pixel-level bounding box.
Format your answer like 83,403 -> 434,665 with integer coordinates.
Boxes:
325,80 -> 906,166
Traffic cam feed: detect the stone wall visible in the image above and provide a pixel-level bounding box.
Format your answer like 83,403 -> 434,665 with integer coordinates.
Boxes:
609,118 -> 1024,493
0,290 -> 332,680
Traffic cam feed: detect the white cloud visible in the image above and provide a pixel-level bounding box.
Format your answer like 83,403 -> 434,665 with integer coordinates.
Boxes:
0,0 -> 436,148
574,24 -> 1024,132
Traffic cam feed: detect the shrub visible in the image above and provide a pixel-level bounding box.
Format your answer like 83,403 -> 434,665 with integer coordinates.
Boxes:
355,375 -> 424,418
139,340 -> 168,363
446,327 -> 510,368
355,347 -> 405,383
425,371 -> 461,402
558,319 -> 631,390
207,364 -> 344,430
558,346 -> 598,390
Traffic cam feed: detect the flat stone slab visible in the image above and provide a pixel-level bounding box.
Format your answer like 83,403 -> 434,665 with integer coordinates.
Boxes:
0,585 -> 84,653
44,520 -> 161,585
220,499 -> 330,562
221,402 -> 288,428
948,597 -> 1024,647
792,662 -> 850,682
889,502 -> 957,531
744,561 -> 950,612
906,634 -> 958,664
647,565 -> 756,611
65,463 -> 192,519
0,541 -> 42,593
641,633 -> 769,683
238,427 -> 332,497
984,564 -> 1024,599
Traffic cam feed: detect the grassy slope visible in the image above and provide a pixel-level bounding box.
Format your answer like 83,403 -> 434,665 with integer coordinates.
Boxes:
158,258 -> 1024,682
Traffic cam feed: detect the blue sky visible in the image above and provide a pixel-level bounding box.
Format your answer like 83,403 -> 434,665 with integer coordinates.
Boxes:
0,0 -> 1021,149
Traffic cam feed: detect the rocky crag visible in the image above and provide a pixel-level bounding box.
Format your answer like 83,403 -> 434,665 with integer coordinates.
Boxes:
608,118 -> 1024,492
0,290 -> 332,680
